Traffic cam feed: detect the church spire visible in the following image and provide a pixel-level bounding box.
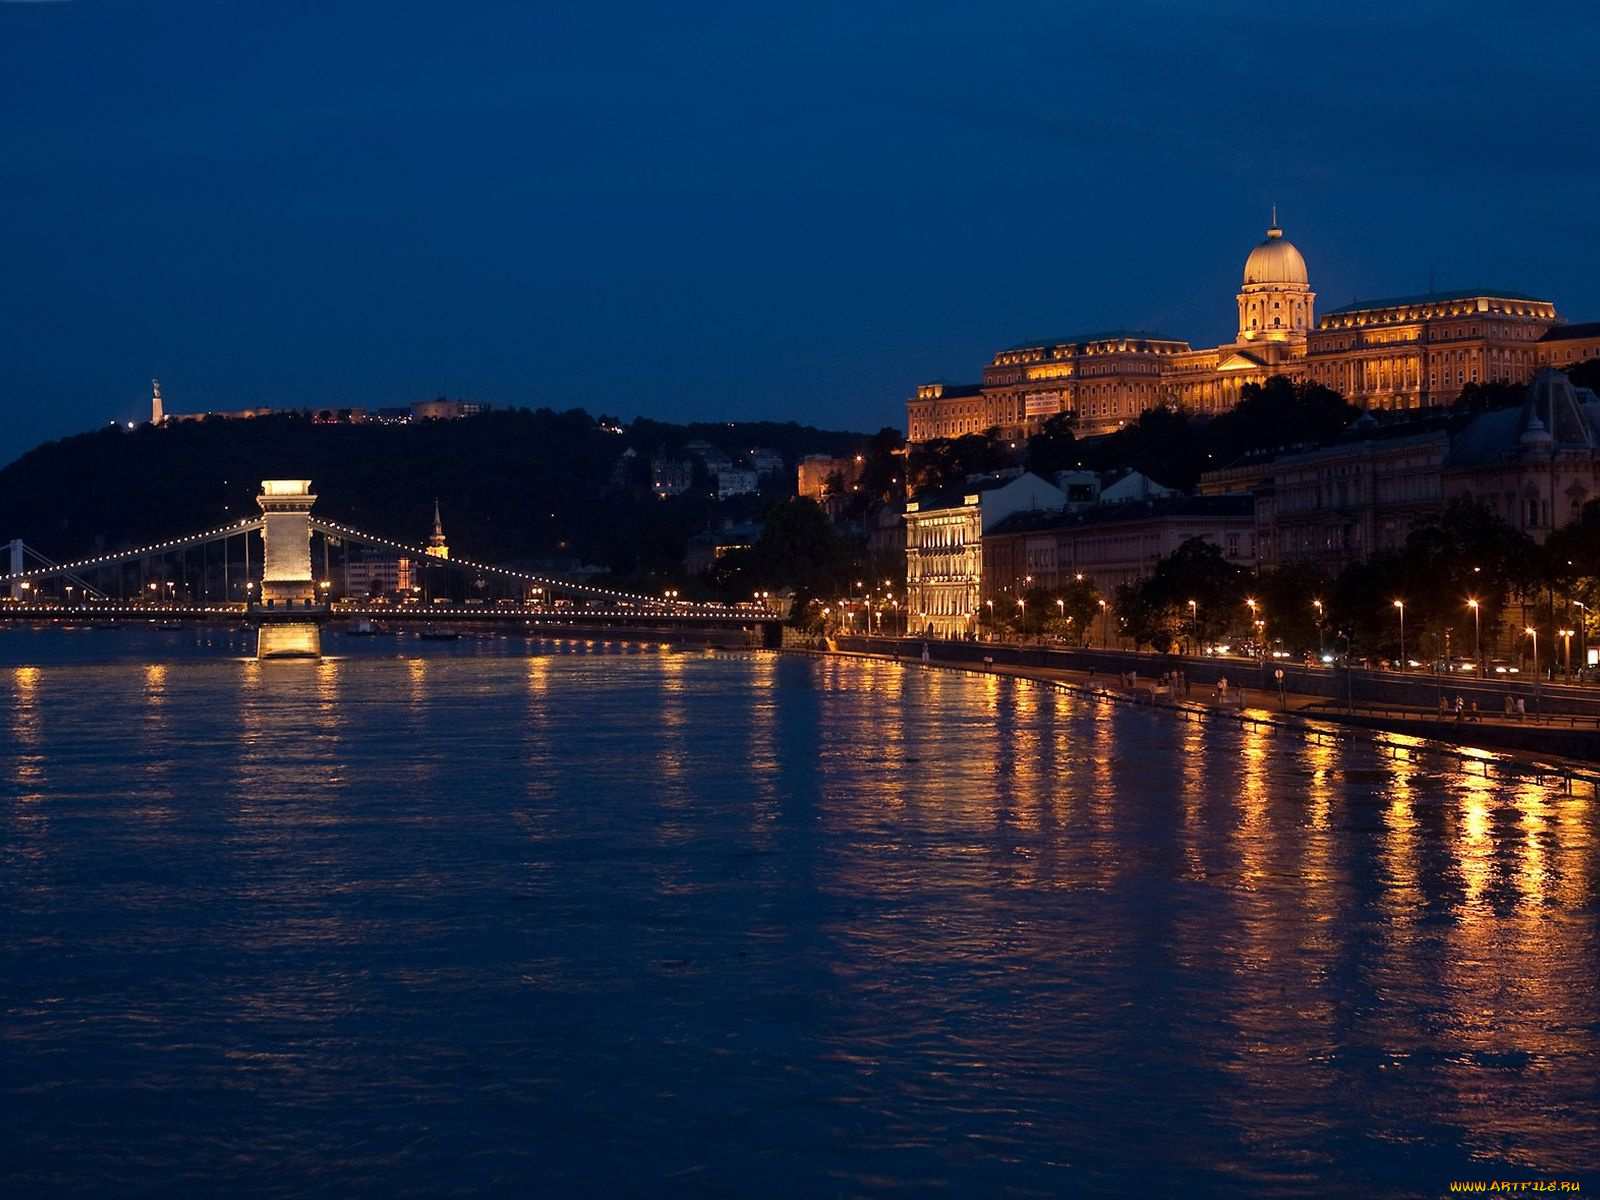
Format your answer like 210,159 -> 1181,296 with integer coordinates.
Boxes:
426,499 -> 449,558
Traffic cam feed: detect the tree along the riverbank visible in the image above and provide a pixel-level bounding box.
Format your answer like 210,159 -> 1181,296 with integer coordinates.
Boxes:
1110,499 -> 1583,666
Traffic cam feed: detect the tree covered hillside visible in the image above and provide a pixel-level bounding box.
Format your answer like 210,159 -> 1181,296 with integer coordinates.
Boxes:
0,409 -> 875,581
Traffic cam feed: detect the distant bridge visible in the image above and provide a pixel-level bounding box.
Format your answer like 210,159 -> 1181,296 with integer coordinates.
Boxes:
2,481 -> 782,656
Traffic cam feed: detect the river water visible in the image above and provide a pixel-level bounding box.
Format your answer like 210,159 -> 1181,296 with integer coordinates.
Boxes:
1,626 -> 1596,1198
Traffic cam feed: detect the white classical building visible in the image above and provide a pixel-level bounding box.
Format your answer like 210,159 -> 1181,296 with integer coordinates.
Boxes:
904,471 -> 1065,640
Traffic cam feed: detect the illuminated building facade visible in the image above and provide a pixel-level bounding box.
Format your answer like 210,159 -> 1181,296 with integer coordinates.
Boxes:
904,472 -> 1064,639
982,495 -> 1257,602
797,454 -> 865,501
907,218 -> 1575,442
1209,368 -> 1600,573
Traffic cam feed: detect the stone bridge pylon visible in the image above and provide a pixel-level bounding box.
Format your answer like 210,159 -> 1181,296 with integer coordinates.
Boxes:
254,479 -> 324,659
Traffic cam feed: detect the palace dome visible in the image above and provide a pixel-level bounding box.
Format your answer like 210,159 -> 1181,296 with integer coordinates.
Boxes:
1243,223 -> 1309,287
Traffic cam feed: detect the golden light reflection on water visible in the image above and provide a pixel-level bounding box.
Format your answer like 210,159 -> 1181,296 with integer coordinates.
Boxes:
9,666 -> 44,793
742,653 -> 782,831
1233,721 -> 1272,891
3,643 -> 1597,1180
136,663 -> 175,817
1177,716 -> 1208,881
1427,769 -> 1599,1169
1378,758 -> 1422,933
827,661 -> 1597,1174
1455,768 -> 1496,910
5,667 -> 49,856
1294,737 -> 1343,966
649,651 -> 693,857
231,652 -> 350,816
514,654 -> 560,847
1088,696 -> 1116,837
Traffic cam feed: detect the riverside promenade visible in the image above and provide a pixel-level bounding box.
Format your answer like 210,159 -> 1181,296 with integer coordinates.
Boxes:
822,634 -> 1600,775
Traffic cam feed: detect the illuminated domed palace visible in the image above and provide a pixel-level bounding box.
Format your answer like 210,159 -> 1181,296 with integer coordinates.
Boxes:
906,216 -> 1598,442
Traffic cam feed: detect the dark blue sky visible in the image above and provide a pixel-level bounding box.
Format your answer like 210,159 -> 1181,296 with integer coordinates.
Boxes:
3,1 -> 1597,466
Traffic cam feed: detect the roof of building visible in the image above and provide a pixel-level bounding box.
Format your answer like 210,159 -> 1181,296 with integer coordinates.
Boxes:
987,493 -> 1255,538
908,473 -> 1019,512
1324,288 -> 1545,316
1002,330 -> 1186,353
906,469 -> 1068,514
918,380 -> 983,396
1242,223 -> 1309,287
1445,368 -> 1600,468
1538,321 -> 1600,343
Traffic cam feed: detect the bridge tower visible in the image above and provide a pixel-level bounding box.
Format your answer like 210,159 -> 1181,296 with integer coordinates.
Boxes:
254,479 -> 323,658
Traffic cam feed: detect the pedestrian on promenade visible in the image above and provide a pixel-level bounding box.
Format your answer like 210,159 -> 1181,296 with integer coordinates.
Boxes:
1516,696 -> 1526,721
1454,695 -> 1465,721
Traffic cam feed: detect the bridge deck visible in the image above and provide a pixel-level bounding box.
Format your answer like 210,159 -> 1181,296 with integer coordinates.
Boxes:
1,601 -> 780,627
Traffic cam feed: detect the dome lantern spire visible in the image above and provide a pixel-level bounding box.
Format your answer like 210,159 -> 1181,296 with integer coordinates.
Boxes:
1237,213 -> 1314,345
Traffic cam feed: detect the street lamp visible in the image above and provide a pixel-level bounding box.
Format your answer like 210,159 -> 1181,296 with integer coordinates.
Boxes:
1526,626 -> 1538,684
1098,598 -> 1108,649
1393,600 -> 1405,670
1467,599 -> 1481,678
1188,599 -> 1197,654
1576,601 -> 1589,681
1312,598 -> 1324,659
1559,628 -> 1574,680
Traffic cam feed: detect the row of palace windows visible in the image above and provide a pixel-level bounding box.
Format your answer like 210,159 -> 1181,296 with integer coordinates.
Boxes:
912,523 -> 971,551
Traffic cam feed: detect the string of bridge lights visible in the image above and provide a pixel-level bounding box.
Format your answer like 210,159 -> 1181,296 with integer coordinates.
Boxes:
309,518 -> 748,612
0,518 -> 266,583
3,515 -> 762,615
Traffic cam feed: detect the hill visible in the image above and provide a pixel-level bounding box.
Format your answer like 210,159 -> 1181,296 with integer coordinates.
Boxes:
0,409 -> 874,582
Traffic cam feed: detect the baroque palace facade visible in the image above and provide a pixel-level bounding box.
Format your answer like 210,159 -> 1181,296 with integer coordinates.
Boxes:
907,217 -> 1591,442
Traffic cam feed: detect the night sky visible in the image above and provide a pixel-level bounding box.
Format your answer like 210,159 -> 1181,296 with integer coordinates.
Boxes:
3,1 -> 1597,466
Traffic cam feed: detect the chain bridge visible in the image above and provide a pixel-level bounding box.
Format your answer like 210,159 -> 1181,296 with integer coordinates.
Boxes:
2,479 -> 783,657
